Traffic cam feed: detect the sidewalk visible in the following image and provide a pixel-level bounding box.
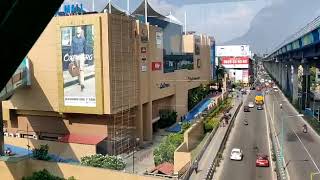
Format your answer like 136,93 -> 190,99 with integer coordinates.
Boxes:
189,98 -> 241,180
122,129 -> 171,174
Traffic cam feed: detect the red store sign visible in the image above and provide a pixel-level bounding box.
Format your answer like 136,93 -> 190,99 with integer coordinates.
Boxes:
152,62 -> 162,71
221,56 -> 249,65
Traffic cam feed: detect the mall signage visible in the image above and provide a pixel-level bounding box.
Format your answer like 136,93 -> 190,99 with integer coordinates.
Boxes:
141,29 -> 148,43
159,82 -> 170,89
221,56 -> 249,69
141,64 -> 147,72
141,47 -> 147,53
63,4 -> 84,15
152,62 -> 162,71
156,32 -> 163,48
141,54 -> 147,61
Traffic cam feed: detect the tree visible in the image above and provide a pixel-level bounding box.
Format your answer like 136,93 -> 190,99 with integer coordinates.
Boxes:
32,144 -> 51,161
80,154 -> 126,170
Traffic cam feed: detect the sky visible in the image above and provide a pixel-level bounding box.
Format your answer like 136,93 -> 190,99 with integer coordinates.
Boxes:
61,0 -> 320,54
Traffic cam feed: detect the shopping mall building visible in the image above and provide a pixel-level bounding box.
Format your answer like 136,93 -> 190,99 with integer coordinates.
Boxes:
2,2 -> 214,155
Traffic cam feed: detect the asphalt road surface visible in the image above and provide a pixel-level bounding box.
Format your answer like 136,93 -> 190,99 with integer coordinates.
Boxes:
217,90 -> 272,180
265,90 -> 320,180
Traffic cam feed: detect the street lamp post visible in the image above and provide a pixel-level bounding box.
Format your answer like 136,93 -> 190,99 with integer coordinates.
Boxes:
133,137 -> 140,173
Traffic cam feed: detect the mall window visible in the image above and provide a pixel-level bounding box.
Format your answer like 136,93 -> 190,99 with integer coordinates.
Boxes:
163,54 -> 194,73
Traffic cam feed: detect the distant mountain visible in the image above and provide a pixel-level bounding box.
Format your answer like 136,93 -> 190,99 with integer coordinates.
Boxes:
224,0 -> 320,54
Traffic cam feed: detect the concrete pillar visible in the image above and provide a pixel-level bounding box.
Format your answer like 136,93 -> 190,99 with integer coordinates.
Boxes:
143,102 -> 153,141
284,64 -> 288,94
278,63 -> 281,85
279,63 -> 283,88
292,64 -> 299,105
302,64 -> 311,110
283,63 -> 286,91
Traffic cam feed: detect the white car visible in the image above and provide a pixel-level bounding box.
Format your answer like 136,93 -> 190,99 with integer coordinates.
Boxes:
248,102 -> 255,108
273,86 -> 279,92
230,148 -> 243,161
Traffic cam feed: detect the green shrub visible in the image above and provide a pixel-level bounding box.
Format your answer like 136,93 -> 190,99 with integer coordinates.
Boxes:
22,169 -> 66,180
32,144 -> 51,161
181,122 -> 191,133
80,154 -> 126,170
204,118 -> 220,133
153,133 -> 184,166
158,109 -> 178,129
188,84 -> 210,110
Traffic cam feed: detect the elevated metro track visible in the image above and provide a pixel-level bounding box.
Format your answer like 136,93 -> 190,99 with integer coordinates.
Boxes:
265,16 -> 320,62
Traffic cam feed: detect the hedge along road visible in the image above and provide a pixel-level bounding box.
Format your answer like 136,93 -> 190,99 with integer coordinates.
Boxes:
216,90 -> 272,180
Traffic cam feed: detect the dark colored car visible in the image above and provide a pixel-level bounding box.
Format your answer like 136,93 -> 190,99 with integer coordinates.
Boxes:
244,106 -> 250,112
257,105 -> 263,110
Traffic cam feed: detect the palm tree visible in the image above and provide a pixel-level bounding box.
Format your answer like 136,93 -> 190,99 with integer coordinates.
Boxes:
216,65 -> 225,91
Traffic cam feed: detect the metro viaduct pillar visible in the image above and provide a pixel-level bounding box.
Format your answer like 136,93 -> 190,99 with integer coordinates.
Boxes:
279,62 -> 284,90
301,62 -> 311,110
291,62 -> 299,105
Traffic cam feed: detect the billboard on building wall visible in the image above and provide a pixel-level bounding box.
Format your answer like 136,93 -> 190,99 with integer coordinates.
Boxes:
221,56 -> 249,69
60,25 -> 96,107
216,45 -> 250,57
156,31 -> 163,48
242,69 -> 249,83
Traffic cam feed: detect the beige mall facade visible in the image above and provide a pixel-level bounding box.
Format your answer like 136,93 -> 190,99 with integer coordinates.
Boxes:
2,13 -> 212,155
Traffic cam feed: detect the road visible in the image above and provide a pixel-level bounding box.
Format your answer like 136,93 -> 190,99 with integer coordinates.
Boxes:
217,91 -> 272,180
189,97 -> 241,180
265,89 -> 320,180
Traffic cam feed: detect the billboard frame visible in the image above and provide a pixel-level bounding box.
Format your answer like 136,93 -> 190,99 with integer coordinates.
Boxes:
56,16 -> 104,114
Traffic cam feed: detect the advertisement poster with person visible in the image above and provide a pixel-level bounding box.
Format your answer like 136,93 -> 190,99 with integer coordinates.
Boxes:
60,25 -> 96,107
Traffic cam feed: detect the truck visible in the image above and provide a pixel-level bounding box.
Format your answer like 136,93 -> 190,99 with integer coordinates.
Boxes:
255,93 -> 264,105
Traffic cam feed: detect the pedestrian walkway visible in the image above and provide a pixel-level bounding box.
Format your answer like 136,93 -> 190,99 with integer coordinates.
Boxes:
122,129 -> 170,174
189,98 -> 241,180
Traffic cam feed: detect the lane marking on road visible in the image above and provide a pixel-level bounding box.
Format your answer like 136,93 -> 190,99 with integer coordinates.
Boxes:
272,91 -> 320,174
265,94 -> 290,180
290,126 -> 320,173
264,102 -> 275,180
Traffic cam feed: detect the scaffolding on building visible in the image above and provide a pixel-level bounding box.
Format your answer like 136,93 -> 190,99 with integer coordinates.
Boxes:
108,14 -> 138,155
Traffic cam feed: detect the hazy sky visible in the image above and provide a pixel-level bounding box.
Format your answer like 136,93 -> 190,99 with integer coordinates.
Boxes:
61,0 -> 320,54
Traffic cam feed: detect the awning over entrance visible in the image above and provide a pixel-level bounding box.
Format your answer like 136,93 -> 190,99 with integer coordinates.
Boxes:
59,134 -> 107,145
132,0 -> 167,19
